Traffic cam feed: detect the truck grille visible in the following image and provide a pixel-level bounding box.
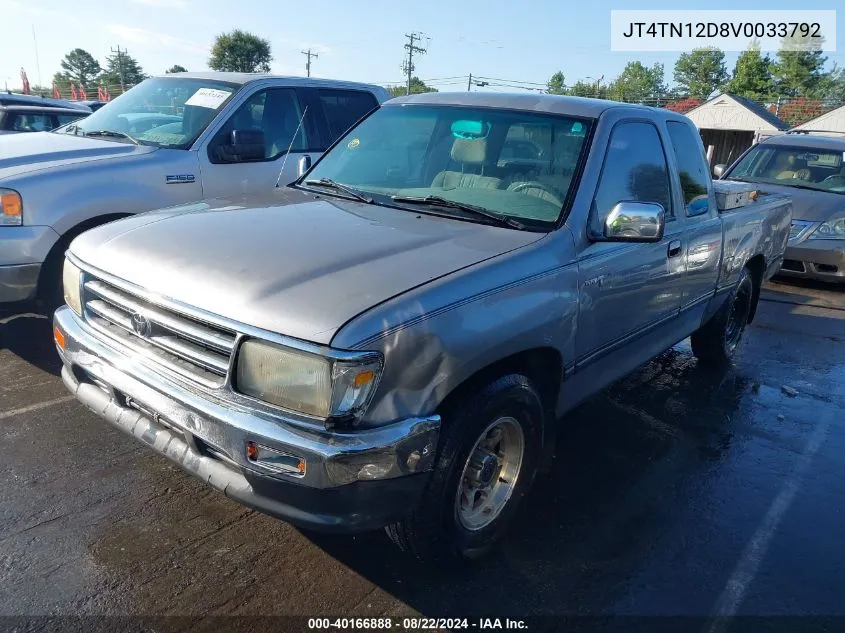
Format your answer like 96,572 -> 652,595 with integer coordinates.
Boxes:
82,278 -> 237,387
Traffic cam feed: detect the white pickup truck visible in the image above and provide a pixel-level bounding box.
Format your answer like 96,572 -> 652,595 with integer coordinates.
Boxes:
0,72 -> 389,308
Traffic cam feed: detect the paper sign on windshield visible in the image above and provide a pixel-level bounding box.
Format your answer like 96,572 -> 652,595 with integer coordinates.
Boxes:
185,88 -> 232,109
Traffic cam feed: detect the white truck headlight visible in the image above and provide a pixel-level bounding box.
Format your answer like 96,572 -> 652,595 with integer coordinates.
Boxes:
808,216 -> 845,240
0,188 -> 22,226
235,339 -> 382,420
62,258 -> 83,316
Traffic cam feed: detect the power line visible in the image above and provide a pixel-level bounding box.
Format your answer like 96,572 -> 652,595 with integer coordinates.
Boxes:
301,48 -> 318,77
475,75 -> 547,86
402,32 -> 427,96
110,45 -> 126,91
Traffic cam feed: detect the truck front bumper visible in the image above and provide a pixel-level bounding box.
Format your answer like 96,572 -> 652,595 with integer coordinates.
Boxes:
54,306 -> 440,533
0,225 -> 61,303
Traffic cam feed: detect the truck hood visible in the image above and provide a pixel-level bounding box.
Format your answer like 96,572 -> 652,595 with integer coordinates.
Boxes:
70,190 -> 544,345
0,131 -> 156,182
732,180 -> 845,222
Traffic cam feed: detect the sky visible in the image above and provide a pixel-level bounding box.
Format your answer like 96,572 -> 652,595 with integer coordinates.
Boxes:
2,0 -> 843,94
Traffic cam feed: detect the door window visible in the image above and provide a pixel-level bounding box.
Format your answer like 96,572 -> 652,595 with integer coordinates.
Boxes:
318,89 -> 377,141
667,121 -> 712,217
10,113 -> 52,132
215,88 -> 308,160
592,121 -> 672,233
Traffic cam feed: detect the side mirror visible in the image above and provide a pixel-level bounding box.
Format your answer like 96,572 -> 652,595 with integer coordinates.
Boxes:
298,154 -> 312,178
602,202 -> 665,243
713,163 -> 726,179
218,129 -> 265,162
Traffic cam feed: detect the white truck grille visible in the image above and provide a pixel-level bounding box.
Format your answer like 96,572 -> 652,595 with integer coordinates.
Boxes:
82,278 -> 237,387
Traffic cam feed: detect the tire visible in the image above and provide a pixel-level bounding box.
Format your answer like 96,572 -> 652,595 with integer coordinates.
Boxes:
36,235 -> 73,316
385,374 -> 544,561
691,266 -> 755,364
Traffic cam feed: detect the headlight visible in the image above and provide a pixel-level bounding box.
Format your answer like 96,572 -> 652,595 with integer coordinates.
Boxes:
235,339 -> 382,420
0,188 -> 22,226
808,216 -> 845,240
62,258 -> 83,316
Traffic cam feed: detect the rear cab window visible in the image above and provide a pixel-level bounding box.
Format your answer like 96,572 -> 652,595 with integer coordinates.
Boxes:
317,89 -> 378,142
666,121 -> 713,217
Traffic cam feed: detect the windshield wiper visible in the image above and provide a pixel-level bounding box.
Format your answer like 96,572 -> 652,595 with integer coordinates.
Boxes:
302,178 -> 373,203
84,130 -> 139,145
391,195 -> 525,230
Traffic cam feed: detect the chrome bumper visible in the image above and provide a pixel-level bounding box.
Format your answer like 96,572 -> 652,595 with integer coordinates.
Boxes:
54,306 -> 440,491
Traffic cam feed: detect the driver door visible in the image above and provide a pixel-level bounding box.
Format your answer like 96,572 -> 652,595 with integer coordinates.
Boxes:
198,87 -> 320,197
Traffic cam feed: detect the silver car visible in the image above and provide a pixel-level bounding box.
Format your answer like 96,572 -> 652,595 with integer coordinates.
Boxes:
716,132 -> 845,283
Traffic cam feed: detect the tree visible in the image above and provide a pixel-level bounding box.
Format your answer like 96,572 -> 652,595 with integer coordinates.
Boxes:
56,48 -> 101,92
569,79 -> 605,99
166,65 -> 188,74
674,47 -> 728,99
209,30 -> 272,73
100,51 -> 147,89
607,61 -> 665,103
726,42 -> 774,100
546,71 -> 566,95
772,36 -> 827,98
387,77 -> 437,97
776,97 -> 827,126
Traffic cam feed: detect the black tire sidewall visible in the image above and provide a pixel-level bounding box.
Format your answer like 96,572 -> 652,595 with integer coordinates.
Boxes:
433,375 -> 543,558
724,268 -> 754,356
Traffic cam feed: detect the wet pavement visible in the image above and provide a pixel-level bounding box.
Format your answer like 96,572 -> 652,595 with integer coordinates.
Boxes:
1,279 -> 844,630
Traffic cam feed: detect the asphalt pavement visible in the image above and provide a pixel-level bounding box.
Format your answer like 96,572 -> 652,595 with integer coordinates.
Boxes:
1,279 -> 844,632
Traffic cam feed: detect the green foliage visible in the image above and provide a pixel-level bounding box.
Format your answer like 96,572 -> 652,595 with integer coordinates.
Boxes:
387,77 -> 437,97
607,61 -> 665,103
56,48 -> 101,91
673,47 -> 728,100
166,65 -> 188,74
546,71 -> 566,95
772,36 -> 827,98
100,51 -> 147,88
209,30 -> 272,73
726,42 -> 774,100
568,79 -> 605,98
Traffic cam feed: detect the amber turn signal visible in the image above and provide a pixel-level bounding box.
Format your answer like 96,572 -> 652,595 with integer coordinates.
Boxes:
53,326 -> 66,351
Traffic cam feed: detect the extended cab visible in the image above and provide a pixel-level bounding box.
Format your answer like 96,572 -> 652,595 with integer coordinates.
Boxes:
54,93 -> 791,559
0,72 -> 388,307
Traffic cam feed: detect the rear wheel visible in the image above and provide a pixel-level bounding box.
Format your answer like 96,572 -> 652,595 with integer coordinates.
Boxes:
691,267 -> 755,364
385,374 -> 544,560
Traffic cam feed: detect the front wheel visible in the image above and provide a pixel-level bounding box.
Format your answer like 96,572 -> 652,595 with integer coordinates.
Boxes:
385,374 -> 544,560
691,267 -> 755,364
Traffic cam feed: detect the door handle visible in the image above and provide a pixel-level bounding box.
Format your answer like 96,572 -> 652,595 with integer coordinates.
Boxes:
668,240 -> 682,258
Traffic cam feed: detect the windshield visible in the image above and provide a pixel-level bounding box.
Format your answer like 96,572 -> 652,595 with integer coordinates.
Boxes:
302,104 -> 593,229
59,77 -> 239,149
728,144 -> 845,195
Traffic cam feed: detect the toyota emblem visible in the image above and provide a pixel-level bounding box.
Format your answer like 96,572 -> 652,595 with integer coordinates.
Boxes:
130,312 -> 152,337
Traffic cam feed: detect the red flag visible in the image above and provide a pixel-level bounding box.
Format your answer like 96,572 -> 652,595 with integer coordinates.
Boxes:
20,68 -> 30,95
79,84 -> 88,100
103,84 -> 110,101
70,82 -> 78,100
53,81 -> 60,99
97,84 -> 105,101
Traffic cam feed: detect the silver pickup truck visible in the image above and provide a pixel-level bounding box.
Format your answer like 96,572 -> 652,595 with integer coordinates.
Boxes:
0,72 -> 388,308
54,93 -> 791,560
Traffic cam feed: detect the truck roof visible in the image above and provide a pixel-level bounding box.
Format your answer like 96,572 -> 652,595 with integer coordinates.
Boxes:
386,91 -> 661,119
160,72 -> 388,94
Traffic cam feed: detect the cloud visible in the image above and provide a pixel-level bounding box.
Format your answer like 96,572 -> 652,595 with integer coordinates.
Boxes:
107,24 -> 207,55
131,0 -> 187,7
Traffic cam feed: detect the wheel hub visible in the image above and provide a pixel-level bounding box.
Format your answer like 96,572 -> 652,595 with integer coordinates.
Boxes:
468,448 -> 499,486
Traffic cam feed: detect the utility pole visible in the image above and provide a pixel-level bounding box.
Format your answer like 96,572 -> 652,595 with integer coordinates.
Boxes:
32,25 -> 42,95
111,45 -> 126,92
402,32 -> 427,96
301,48 -> 318,77
467,74 -> 488,91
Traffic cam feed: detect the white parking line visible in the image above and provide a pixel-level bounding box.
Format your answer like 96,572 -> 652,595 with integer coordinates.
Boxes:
704,412 -> 831,633
0,396 -> 76,421
0,312 -> 47,325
